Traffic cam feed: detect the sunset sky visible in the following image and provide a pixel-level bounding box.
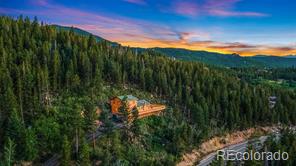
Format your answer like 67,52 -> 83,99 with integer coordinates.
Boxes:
1,0 -> 296,56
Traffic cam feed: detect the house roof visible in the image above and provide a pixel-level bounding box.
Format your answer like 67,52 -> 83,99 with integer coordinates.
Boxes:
117,95 -> 138,101
137,100 -> 150,107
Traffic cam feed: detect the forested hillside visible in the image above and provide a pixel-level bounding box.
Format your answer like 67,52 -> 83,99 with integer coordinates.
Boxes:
262,130 -> 296,166
47,26 -> 296,68
153,48 -> 296,68
0,16 -> 296,165
231,67 -> 296,90
50,26 -> 249,68
53,25 -> 119,46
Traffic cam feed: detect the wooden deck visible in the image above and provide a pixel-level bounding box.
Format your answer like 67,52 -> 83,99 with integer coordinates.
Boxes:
137,104 -> 166,118
110,96 -> 166,120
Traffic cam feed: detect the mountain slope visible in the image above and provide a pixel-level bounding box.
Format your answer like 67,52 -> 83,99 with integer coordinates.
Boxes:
52,25 -> 296,68
151,48 -> 259,68
52,25 -> 119,46
249,55 -> 296,68
153,48 -> 296,68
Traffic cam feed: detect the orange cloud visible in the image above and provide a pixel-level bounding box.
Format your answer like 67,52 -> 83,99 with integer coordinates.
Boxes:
119,39 -> 296,56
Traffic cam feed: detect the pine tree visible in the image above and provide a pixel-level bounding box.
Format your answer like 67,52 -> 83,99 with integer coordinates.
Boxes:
79,139 -> 91,166
3,138 -> 16,166
23,128 -> 38,161
131,108 -> 141,136
51,50 -> 60,91
6,109 -> 24,156
61,135 -> 71,166
119,96 -> 130,123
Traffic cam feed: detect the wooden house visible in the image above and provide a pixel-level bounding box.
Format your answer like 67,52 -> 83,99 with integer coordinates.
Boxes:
110,95 -> 166,120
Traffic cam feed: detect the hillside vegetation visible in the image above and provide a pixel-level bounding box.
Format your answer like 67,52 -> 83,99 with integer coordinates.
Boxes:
210,129 -> 296,166
48,25 -> 296,68
53,25 -> 119,46
153,48 -> 296,68
0,16 -> 296,165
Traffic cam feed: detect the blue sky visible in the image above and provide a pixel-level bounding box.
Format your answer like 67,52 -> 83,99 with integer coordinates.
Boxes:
1,0 -> 296,56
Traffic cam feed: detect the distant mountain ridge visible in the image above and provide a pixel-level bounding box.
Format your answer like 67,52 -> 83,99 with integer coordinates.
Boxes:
151,48 -> 257,68
53,25 -> 296,68
285,55 -> 296,58
153,48 -> 296,68
52,25 -> 119,46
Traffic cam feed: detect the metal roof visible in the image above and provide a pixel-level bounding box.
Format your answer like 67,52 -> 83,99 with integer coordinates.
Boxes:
117,95 -> 138,101
137,100 -> 150,107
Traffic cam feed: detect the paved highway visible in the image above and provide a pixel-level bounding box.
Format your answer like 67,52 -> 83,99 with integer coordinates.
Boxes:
198,136 -> 268,166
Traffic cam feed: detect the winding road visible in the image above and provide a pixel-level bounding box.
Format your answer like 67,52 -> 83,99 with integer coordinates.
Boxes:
197,135 -> 270,166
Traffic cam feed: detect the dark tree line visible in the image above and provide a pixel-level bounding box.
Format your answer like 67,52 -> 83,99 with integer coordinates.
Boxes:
262,130 -> 296,166
233,67 -> 296,82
